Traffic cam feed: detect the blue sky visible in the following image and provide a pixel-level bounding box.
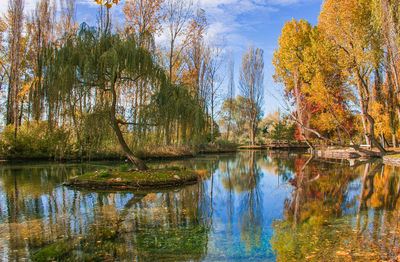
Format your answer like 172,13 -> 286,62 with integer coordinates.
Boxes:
0,0 -> 323,114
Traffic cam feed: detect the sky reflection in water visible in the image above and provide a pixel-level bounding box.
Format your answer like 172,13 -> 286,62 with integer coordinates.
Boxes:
0,151 -> 399,261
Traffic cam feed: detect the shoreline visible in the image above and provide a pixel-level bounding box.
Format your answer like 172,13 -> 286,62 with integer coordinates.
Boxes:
0,146 -> 238,164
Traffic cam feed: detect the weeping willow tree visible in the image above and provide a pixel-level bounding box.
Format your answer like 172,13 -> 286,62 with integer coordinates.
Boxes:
44,24 -> 167,170
150,82 -> 208,145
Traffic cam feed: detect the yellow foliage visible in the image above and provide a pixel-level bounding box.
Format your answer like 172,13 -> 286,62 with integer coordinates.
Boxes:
94,0 -> 119,9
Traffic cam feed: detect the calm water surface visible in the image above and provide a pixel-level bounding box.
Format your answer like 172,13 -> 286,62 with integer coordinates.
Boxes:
0,151 -> 399,261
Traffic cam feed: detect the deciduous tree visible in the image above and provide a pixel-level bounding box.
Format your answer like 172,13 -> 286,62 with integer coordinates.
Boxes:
239,45 -> 264,145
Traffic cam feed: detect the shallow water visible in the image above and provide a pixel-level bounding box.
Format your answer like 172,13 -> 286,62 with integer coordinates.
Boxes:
0,151 -> 399,261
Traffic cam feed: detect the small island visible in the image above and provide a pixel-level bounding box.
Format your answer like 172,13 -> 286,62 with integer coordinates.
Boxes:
64,167 -> 200,190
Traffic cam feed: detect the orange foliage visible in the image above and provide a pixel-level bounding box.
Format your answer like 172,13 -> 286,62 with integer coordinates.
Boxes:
123,0 -> 164,37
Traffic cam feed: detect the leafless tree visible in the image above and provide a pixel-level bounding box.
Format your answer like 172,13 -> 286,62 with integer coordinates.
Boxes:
226,51 -> 235,140
239,45 -> 264,145
164,0 -> 193,82
163,0 -> 193,144
205,44 -> 224,141
59,0 -> 76,36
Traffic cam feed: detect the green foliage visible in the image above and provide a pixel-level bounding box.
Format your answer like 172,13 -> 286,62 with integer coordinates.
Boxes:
0,121 -> 123,160
219,95 -> 253,143
150,82 -> 208,144
31,241 -> 73,262
261,113 -> 296,141
79,109 -> 114,156
0,121 -> 72,160
68,168 -> 198,190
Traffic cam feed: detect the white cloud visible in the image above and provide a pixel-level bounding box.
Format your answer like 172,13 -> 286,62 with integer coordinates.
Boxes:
197,0 -> 278,53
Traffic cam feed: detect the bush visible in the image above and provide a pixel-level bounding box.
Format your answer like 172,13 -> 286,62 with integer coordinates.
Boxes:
0,120 -> 124,160
0,121 -> 73,160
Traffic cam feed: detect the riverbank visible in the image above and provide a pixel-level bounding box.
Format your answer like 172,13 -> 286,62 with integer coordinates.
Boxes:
314,146 -> 390,160
238,142 -> 309,150
315,147 -> 365,159
0,142 -> 238,163
64,167 -> 200,190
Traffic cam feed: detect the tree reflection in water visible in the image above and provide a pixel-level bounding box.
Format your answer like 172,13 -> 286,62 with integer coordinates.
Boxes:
0,164 -> 211,261
271,158 -> 400,261
238,151 -> 263,251
2,154 -> 400,261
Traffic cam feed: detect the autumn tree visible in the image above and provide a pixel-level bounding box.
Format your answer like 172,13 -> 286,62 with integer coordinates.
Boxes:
0,17 -> 7,91
123,0 -> 165,145
303,27 -> 355,143
205,44 -> 224,142
164,0 -> 193,83
178,8 -> 210,142
371,0 -> 400,147
162,0 -> 193,144
6,0 -> 24,132
219,96 -> 251,143
58,0 -> 76,37
94,0 -> 119,34
26,0 -> 56,122
274,17 -> 370,151
123,0 -> 164,48
319,0 -> 386,153
273,19 -> 314,147
239,45 -> 264,145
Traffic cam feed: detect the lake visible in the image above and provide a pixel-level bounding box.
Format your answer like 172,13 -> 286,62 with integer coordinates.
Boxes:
0,150 -> 399,261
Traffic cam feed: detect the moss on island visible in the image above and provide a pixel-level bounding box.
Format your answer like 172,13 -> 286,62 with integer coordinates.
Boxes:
64,166 -> 199,190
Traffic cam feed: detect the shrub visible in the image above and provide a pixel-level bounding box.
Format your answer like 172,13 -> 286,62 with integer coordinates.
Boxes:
0,121 -> 73,160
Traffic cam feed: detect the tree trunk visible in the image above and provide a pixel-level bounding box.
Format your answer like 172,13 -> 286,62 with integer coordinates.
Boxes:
110,82 -> 148,170
356,75 -> 385,153
211,94 -> 214,142
251,119 -> 256,145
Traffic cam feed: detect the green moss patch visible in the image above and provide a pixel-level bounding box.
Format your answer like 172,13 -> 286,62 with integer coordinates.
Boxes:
31,241 -> 73,262
64,167 -> 199,190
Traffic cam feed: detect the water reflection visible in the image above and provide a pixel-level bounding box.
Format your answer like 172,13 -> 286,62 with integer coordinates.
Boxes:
271,158 -> 400,261
0,153 -> 399,261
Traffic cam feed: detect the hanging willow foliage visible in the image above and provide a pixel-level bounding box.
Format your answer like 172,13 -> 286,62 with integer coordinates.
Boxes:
43,24 -> 166,169
150,82 -> 208,144
40,23 -> 211,167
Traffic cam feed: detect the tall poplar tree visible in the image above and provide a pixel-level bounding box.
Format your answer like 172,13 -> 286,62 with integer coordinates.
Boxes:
6,0 -> 24,131
239,45 -> 264,145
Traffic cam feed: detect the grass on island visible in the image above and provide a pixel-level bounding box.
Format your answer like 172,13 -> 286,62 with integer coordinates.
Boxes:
66,165 -> 200,190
